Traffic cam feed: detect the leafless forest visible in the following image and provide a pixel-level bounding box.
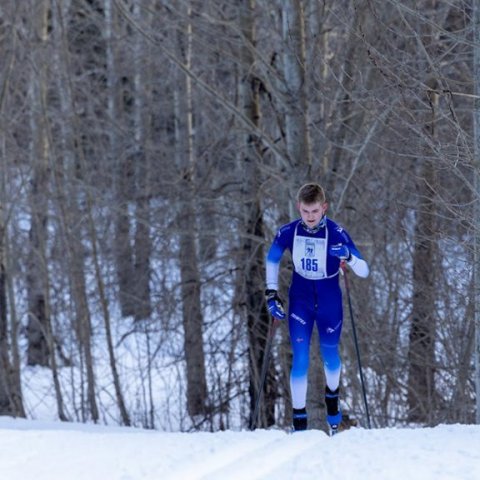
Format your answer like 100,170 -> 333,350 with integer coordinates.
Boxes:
0,0 -> 478,431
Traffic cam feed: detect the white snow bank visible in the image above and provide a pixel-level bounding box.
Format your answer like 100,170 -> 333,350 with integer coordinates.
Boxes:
0,417 -> 478,480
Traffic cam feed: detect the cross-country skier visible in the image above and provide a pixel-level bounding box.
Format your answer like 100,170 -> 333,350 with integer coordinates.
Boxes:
265,183 -> 369,433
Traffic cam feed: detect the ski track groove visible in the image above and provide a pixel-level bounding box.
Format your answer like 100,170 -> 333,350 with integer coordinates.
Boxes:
167,430 -> 329,480
165,432 -> 286,480
201,432 -> 328,480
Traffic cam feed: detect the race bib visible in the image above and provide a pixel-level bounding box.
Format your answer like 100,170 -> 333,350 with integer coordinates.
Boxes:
292,226 -> 328,279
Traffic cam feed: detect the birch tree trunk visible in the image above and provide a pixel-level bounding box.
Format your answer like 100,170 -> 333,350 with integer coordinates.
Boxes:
282,0 -> 311,178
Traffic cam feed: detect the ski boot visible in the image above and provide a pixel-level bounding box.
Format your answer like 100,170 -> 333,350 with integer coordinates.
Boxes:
325,386 -> 342,436
292,407 -> 307,432
327,412 -> 342,436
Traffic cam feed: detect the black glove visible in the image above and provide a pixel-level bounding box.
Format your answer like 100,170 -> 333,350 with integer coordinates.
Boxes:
265,289 -> 286,320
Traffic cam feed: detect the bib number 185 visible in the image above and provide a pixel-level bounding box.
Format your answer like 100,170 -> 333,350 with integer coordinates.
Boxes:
301,258 -> 318,272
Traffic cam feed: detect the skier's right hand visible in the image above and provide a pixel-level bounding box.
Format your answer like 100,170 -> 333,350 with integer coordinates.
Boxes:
265,289 -> 286,320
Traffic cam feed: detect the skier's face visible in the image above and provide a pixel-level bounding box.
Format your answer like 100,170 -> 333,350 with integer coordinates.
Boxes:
298,201 -> 327,228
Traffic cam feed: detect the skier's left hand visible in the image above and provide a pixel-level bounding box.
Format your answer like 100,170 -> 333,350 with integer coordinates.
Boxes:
329,244 -> 351,261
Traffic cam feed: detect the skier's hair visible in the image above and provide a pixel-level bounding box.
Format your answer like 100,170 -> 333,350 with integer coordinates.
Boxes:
296,183 -> 326,205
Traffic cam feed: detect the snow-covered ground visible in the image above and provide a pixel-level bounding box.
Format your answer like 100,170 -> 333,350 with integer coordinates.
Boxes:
0,417 -> 478,480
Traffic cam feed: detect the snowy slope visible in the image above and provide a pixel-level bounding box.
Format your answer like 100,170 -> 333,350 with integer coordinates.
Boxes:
0,418 -> 478,480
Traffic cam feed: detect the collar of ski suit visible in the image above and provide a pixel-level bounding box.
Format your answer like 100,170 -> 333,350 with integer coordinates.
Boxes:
300,215 -> 327,234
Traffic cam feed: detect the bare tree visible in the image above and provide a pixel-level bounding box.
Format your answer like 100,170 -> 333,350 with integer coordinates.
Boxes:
174,0 -> 208,419
105,0 -> 137,319
131,1 -> 152,322
234,0 -> 278,428
0,3 -> 25,418
26,0 -> 50,367
473,0 -> 480,425
0,201 -> 25,416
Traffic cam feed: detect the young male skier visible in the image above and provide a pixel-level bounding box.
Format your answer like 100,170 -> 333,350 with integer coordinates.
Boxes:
265,183 -> 369,433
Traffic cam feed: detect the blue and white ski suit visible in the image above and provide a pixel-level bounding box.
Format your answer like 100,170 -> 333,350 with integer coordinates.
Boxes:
266,216 -> 369,409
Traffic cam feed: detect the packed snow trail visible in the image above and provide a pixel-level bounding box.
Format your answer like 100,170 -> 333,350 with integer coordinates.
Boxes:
0,417 -> 479,480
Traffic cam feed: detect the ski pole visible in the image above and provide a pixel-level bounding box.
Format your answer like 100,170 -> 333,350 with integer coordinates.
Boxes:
250,318 -> 280,430
341,263 -> 372,429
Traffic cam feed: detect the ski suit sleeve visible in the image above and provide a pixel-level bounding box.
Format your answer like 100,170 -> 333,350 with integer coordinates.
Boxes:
337,228 -> 369,278
346,251 -> 369,278
266,228 -> 289,290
